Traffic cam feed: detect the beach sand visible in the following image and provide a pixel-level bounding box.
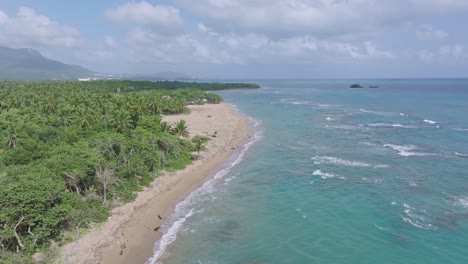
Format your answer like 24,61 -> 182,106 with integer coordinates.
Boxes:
60,103 -> 251,264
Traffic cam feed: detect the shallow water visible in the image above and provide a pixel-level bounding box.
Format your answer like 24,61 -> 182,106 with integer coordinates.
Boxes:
150,79 -> 468,264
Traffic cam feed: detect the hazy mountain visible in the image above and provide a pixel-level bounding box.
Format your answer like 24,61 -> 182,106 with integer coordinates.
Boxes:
120,71 -> 198,80
0,47 -> 94,80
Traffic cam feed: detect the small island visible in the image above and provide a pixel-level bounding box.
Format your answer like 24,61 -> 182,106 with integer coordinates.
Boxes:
349,84 -> 380,89
350,83 -> 364,88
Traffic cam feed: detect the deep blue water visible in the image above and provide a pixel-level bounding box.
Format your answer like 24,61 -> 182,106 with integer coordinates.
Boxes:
149,79 -> 468,264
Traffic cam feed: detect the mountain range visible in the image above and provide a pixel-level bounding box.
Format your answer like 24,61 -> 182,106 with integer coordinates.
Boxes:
0,47 -> 95,80
0,47 -> 200,81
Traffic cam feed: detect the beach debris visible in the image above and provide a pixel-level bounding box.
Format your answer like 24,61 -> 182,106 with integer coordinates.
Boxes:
154,226 -> 160,232
119,250 -> 123,255
158,214 -> 163,220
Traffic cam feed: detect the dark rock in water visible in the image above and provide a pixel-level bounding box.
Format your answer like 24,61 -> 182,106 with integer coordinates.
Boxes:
394,233 -> 411,245
369,85 -> 380,88
434,217 -> 460,231
209,230 -> 234,242
222,220 -> 240,230
350,83 -> 364,88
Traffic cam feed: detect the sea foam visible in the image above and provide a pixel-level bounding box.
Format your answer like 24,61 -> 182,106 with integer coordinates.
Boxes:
312,170 -> 335,179
384,144 -> 433,157
402,204 -> 436,230
146,116 -> 263,264
311,156 -> 389,168
455,152 -> 468,158
368,123 -> 417,129
359,109 -> 397,116
424,119 -> 438,124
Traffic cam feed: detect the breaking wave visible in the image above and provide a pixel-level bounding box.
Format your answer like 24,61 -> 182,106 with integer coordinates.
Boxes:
312,156 -> 389,168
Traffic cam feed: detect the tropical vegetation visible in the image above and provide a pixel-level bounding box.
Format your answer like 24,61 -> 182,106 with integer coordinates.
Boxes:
0,80 -> 256,263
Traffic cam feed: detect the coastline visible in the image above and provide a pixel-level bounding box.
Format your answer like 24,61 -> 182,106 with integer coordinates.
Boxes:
60,103 -> 252,264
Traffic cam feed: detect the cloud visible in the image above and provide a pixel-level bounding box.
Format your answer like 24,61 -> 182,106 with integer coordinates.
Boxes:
0,7 -> 80,48
175,0 -> 468,38
418,44 -> 466,63
105,1 -> 183,34
418,50 -> 435,63
439,44 -> 466,59
122,23 -> 394,67
416,24 -> 448,41
103,36 -> 118,49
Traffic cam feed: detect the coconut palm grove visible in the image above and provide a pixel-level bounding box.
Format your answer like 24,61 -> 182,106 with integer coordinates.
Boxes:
0,80 -> 258,262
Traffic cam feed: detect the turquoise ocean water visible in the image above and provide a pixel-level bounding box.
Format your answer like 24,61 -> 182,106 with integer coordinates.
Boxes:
148,79 -> 468,264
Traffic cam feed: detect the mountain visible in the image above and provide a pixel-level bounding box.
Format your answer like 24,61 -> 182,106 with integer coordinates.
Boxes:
0,47 -> 94,80
120,71 -> 198,81
153,71 -> 194,79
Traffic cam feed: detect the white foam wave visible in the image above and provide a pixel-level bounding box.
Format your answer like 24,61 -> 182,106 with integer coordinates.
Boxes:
146,116 -> 263,264
312,170 -> 335,179
457,197 -> 468,209
384,144 -> 438,157
453,128 -> 468,132
455,152 -> 468,158
450,195 -> 468,209
374,224 -> 389,231
326,117 -> 333,121
325,124 -> 366,131
402,204 -> 436,230
359,109 -> 396,116
368,123 -> 416,129
291,101 -> 309,105
424,119 -> 437,124
311,156 -> 389,168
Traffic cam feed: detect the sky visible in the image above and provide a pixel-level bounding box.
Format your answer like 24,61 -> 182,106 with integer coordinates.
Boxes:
1,0 -> 468,78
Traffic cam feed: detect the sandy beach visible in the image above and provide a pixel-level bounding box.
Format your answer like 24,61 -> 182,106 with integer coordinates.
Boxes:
60,103 -> 251,264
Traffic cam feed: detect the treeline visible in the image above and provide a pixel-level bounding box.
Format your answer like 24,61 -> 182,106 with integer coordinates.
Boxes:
0,80 -> 260,93
0,81 -> 238,262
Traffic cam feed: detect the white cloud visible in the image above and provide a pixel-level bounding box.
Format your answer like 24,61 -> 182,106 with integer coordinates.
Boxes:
418,50 -> 435,62
439,44 -> 465,59
175,0 -> 468,37
103,36 -> 118,49
419,44 -> 467,63
0,7 -> 80,48
122,23 -> 394,67
416,24 -> 448,41
106,1 -> 183,34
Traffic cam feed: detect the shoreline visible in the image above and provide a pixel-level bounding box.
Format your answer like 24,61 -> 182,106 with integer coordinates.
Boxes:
60,103 -> 252,264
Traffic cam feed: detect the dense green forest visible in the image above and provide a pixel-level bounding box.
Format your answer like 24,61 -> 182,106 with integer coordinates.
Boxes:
0,80 -> 259,92
0,80 -> 256,263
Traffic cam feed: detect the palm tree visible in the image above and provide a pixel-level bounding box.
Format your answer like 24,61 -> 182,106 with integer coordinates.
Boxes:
160,121 -> 172,133
171,120 -> 189,138
192,136 -> 207,159
3,133 -> 17,149
112,111 -> 132,132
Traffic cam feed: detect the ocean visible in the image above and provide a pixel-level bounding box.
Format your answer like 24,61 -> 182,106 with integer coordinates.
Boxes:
148,79 -> 468,264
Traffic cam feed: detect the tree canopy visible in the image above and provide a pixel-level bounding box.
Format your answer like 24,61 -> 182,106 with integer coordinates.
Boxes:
0,80 -> 256,262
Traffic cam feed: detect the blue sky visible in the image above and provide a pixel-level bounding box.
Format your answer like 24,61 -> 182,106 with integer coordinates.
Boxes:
1,0 -> 468,78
